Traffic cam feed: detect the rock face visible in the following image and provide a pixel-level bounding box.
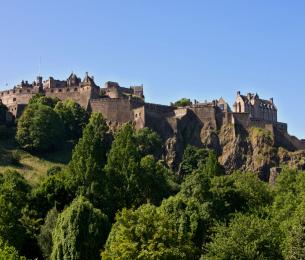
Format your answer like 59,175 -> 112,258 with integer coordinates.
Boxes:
164,120 -> 305,181
218,126 -> 278,180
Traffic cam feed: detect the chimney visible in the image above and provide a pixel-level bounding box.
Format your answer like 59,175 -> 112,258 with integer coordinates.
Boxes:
270,98 -> 273,104
237,91 -> 240,96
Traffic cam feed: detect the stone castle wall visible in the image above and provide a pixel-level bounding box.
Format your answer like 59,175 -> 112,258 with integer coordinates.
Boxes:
45,87 -> 81,103
89,98 -> 135,123
144,103 -> 175,115
190,105 -> 218,129
0,75 -> 303,152
0,88 -> 39,106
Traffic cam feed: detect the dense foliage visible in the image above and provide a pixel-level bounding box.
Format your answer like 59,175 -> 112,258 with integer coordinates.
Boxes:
28,94 -> 60,108
172,98 -> 192,107
0,109 -> 304,259
54,99 -> 88,140
51,196 -> 110,260
16,104 -> 64,152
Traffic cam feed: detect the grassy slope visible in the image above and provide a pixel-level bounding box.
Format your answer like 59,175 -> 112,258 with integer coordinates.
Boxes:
0,127 -> 73,186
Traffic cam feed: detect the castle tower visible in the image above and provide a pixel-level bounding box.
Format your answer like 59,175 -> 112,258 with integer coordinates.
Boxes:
79,72 -> 99,108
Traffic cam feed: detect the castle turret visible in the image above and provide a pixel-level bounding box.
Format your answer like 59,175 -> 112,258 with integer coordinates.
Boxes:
79,72 -> 99,108
81,72 -> 96,87
67,73 -> 80,87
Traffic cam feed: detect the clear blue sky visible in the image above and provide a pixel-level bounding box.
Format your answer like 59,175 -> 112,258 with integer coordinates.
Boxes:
1,1 -> 305,138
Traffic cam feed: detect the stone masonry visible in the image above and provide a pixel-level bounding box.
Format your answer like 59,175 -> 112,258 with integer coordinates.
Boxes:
1,73 -> 304,151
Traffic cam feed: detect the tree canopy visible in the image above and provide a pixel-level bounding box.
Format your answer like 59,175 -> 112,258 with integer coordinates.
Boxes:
51,196 -> 110,260
16,104 -> 64,152
28,94 -> 60,108
172,98 -> 192,107
54,99 -> 88,140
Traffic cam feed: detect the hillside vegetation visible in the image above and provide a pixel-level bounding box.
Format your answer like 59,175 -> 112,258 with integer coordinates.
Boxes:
0,94 -> 305,259
0,126 -> 72,185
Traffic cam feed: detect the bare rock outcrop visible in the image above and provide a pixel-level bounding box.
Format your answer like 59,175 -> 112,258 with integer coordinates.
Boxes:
162,113 -> 305,180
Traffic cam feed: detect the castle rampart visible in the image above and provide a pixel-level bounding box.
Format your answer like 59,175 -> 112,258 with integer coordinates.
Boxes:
0,73 -> 303,151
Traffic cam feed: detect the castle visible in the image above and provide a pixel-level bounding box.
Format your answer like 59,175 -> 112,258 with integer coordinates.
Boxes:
1,73 -> 304,151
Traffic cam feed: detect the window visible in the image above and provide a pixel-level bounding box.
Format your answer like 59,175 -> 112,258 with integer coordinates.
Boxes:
67,88 -> 70,92
58,89 -> 62,92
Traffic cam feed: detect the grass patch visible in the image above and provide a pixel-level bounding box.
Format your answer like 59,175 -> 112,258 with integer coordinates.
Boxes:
0,127 -> 73,186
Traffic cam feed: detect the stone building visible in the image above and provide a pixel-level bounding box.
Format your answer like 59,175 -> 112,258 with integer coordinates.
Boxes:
233,91 -> 277,122
0,73 -> 304,151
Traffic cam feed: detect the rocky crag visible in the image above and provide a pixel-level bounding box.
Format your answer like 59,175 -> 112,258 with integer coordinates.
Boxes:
165,121 -> 305,182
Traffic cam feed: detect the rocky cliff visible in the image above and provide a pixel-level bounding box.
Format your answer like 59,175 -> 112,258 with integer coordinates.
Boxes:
164,119 -> 305,181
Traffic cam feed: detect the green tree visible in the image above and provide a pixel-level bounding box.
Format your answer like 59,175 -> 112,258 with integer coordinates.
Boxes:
54,99 -> 88,140
271,169 -> 302,234
31,170 -> 73,216
51,196 -> 110,260
28,94 -> 60,108
272,170 -> 305,259
179,145 -> 209,179
102,201 -> 206,259
105,123 -> 170,217
37,208 -> 59,260
16,104 -> 64,152
134,127 -> 162,158
67,113 -> 111,206
209,172 -> 273,220
102,154 -> 216,259
0,237 -> 25,260
172,98 -> 192,107
282,201 -> 305,260
0,171 -> 31,252
137,155 -> 171,205
202,213 -> 282,260
203,150 -> 224,177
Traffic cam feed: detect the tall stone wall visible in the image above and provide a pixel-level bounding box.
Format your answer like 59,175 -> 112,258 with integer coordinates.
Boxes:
190,105 -> 217,129
144,103 -> 175,115
45,87 -> 81,103
0,88 -> 39,106
89,98 -> 135,123
231,112 -> 251,129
